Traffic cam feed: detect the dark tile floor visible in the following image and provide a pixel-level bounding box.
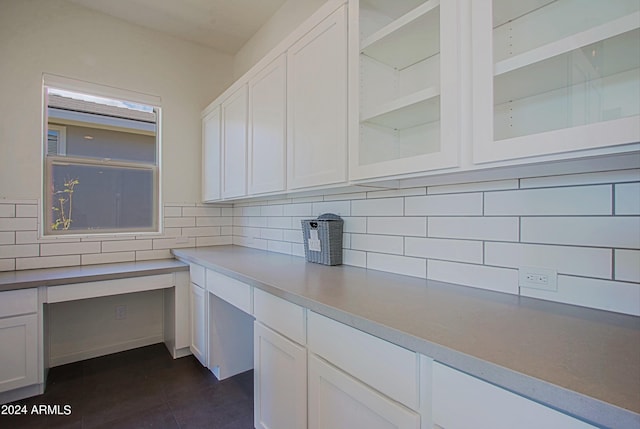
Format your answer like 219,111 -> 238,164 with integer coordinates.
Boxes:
0,344 -> 254,429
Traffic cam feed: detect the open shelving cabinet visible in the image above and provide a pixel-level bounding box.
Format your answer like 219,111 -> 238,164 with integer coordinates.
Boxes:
350,0 -> 460,181
472,0 -> 640,163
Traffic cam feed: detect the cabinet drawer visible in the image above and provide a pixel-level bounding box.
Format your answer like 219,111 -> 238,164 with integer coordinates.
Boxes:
308,311 -> 418,410
0,288 -> 38,318
206,269 -> 252,314
190,263 -> 205,288
254,288 -> 305,345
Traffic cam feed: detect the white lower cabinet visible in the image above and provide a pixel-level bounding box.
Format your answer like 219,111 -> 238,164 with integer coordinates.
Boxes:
0,288 -> 39,394
189,282 -> 207,366
0,314 -> 38,393
308,354 -> 420,429
432,362 -> 597,429
254,321 -> 307,429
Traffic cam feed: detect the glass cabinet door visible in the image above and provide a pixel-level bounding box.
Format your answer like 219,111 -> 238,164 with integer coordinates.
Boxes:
472,0 -> 640,163
350,0 -> 460,181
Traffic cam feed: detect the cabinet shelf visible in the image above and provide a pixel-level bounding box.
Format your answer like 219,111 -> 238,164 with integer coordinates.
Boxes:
494,28 -> 640,105
361,87 -> 440,130
494,12 -> 640,76
361,0 -> 439,70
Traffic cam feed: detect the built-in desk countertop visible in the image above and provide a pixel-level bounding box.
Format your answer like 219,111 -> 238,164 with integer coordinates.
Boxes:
173,245 -> 640,429
0,260 -> 189,292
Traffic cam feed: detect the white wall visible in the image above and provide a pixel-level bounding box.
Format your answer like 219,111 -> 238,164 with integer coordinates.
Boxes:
233,0 -> 327,78
0,0 -> 234,203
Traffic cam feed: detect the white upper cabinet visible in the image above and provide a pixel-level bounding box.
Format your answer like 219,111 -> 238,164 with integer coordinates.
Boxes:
221,85 -> 248,199
248,54 -> 287,195
350,0 -> 460,181
472,0 -> 640,163
202,106 -> 221,202
287,5 -> 348,190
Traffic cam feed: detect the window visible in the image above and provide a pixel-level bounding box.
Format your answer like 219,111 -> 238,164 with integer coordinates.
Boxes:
43,77 -> 161,236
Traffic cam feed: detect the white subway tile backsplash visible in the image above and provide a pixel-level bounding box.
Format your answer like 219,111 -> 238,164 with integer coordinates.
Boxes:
196,216 -> 233,227
164,217 -> 196,228
366,187 -> 426,198
101,240 -> 153,253
367,253 -> 426,278
221,207 -> 233,217
247,217 -> 268,228
351,197 -> 404,216
242,206 -> 261,216
182,206 -> 221,217
196,236 -> 233,247
405,193 -> 483,216
0,259 -> 15,272
324,192 -> 367,201
152,237 -> 196,250
0,204 -> 15,217
0,217 -> 36,231
485,185 -> 612,216
428,179 -> 518,195
136,249 -> 173,261
283,229 -> 303,243
0,244 -> 39,258
521,217 -> 640,249
268,240 -> 292,255
267,216 -> 291,229
351,234 -> 404,255
260,228 -> 284,241
521,169 -> 640,188
16,204 -> 38,218
485,242 -> 612,279
312,200 -> 351,216
428,260 -> 519,294
429,217 -> 519,242
17,255 -> 80,270
405,237 -> 483,264
343,217 -> 366,234
0,232 -> 14,245
41,242 -> 100,256
367,217 -> 426,237
163,206 -> 183,217
181,227 -> 221,237
615,182 -> 640,215
521,276 -> 640,316
261,205 -> 284,216
82,252 -> 135,265
284,203 -> 313,216
343,249 -> 366,268
615,249 -> 640,282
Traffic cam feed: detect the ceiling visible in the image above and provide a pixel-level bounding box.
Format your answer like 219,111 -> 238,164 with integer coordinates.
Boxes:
67,0 -> 288,54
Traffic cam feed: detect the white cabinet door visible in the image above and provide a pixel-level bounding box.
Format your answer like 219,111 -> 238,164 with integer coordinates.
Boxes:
308,354 -> 420,429
254,321 -> 307,429
471,0 -> 640,163
432,362 -> 597,429
202,106 -> 221,202
0,314 -> 38,393
248,54 -> 287,195
189,282 -> 207,366
287,4 -> 348,190
222,85 -> 248,199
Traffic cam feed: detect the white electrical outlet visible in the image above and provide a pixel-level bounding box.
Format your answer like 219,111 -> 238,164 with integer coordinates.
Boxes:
518,266 -> 557,291
115,305 -> 127,320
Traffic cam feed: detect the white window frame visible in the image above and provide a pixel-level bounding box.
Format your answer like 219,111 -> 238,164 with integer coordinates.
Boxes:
41,74 -> 162,238
47,124 -> 67,155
